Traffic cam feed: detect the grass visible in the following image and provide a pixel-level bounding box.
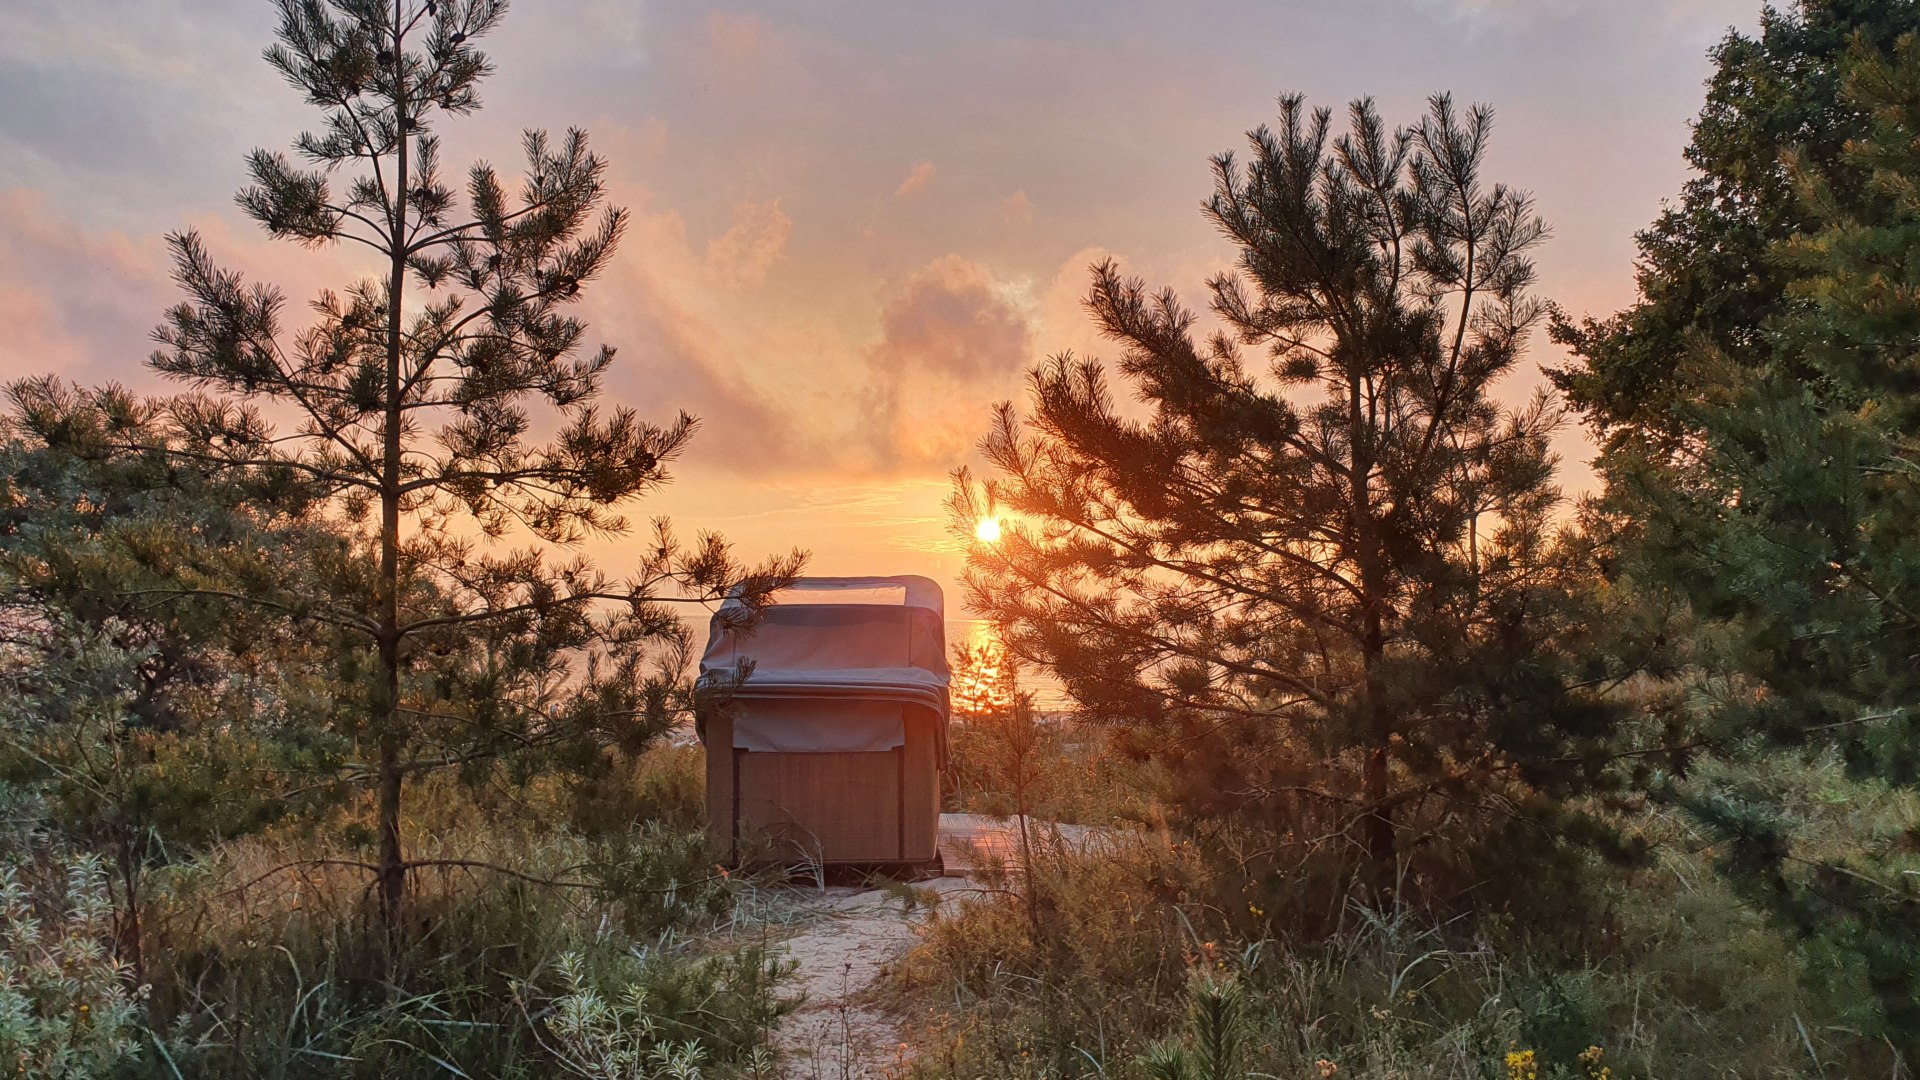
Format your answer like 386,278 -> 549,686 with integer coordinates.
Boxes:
55,745 -> 805,1079
14,717 -> 1912,1078
914,681 -> 1915,1079
889,803 -> 1907,1079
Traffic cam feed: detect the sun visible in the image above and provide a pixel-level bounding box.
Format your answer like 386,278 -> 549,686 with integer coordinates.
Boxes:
973,516 -> 1003,543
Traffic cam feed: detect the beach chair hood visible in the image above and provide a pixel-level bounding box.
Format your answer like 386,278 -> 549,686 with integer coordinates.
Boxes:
695,575 -> 950,761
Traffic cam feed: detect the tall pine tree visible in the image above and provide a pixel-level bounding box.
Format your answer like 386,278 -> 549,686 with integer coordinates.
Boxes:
1613,36 -> 1920,1053
1552,2 -> 1920,1053
953,95 -> 1620,892
133,0 -> 800,930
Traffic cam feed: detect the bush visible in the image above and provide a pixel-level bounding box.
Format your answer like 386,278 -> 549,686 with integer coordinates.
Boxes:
0,856 -> 144,1079
945,715 -> 1173,827
566,745 -> 709,837
541,950 -> 708,1079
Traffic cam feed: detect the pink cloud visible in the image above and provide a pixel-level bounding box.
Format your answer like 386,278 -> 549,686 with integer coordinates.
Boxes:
0,282 -> 80,375
894,161 -> 937,200
859,254 -> 1034,473
1001,190 -> 1034,227
577,190 -> 806,473
706,11 -> 773,65
1034,245 -> 1123,363
0,188 -> 172,379
601,116 -> 670,166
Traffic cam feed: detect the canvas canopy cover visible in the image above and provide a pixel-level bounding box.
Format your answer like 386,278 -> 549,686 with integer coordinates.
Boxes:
695,575 -> 950,760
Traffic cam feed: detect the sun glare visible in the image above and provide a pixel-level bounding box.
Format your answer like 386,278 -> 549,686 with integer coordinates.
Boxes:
974,516 -> 1003,543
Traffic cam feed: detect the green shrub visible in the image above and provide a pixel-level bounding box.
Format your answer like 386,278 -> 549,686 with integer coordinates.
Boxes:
567,746 -> 709,837
532,943 -> 795,1080
541,950 -> 708,1079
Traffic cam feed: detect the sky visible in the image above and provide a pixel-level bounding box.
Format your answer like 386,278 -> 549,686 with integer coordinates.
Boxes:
0,0 -> 1763,617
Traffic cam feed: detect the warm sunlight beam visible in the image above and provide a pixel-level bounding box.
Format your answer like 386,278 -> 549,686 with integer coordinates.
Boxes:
974,516 -> 1003,543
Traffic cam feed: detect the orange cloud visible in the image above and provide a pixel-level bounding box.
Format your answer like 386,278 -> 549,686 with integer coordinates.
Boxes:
705,199 -> 792,289
894,161 -> 937,200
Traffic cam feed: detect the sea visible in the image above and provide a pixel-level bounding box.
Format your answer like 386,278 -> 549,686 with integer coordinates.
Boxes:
946,618 -> 1071,712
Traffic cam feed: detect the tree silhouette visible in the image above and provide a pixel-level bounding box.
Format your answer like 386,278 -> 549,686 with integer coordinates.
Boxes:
954,95 -> 1619,888
950,636 -> 1017,722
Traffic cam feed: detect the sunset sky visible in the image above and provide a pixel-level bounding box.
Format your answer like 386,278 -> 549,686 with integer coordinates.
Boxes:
0,0 -> 1760,611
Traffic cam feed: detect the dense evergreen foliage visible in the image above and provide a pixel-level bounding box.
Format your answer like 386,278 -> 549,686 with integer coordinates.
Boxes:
0,380 -> 351,980
1550,0 -> 1920,446
1551,0 -> 1920,1053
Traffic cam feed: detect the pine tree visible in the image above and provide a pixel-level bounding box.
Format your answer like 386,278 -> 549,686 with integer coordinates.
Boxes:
1618,35 -> 1920,1053
132,0 -> 800,931
1549,2 -> 1920,1052
950,636 -> 1017,722
952,95 -> 1619,890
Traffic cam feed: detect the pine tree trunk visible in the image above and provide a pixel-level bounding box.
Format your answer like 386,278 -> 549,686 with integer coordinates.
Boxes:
1362,732 -> 1393,863
1350,371 -> 1396,896
1359,625 -> 1395,896
375,645 -> 404,932
374,0 -> 410,940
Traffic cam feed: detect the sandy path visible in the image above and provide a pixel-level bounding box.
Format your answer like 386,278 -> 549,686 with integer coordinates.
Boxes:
767,817 -> 1018,1079
764,815 -> 1113,1078
770,876 -> 976,1079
